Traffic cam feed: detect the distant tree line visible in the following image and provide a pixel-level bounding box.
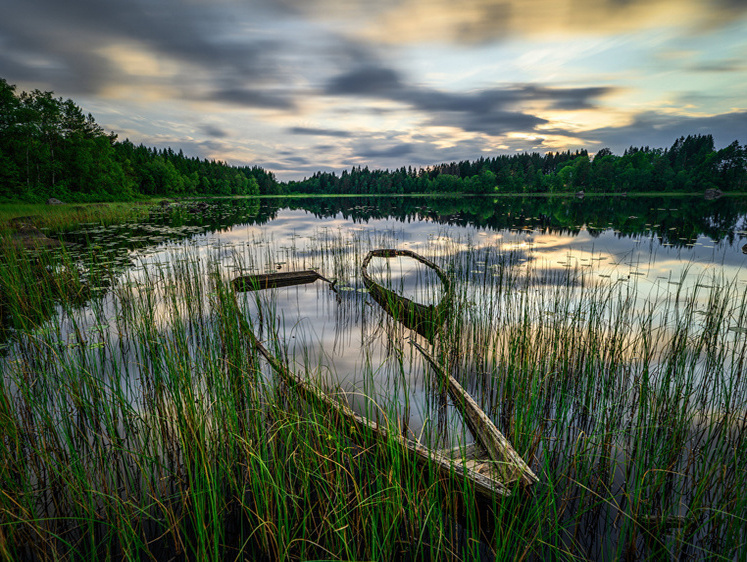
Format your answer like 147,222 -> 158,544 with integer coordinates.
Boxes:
0,78 -> 275,202
267,194 -> 747,247
1,78 -> 746,202
287,135 -> 747,195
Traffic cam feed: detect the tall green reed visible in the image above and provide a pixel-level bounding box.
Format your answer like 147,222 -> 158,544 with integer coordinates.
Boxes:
1,225 -> 745,560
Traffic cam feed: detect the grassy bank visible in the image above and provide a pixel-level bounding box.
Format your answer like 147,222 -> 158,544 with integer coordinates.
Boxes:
0,226 -> 745,560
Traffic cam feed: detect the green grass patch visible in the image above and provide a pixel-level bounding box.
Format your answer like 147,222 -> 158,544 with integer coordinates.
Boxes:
0,201 -> 158,235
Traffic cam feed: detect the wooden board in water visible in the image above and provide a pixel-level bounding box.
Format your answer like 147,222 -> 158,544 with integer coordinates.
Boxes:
233,270 -> 323,291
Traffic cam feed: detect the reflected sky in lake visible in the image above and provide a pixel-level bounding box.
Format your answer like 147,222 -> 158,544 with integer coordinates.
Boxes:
213,203 -> 747,293
4,196 -> 747,446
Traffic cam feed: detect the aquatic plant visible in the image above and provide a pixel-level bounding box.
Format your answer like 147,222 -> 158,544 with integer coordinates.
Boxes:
0,216 -> 745,560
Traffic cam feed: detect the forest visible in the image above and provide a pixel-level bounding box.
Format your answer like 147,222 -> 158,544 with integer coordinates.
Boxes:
0,79 -> 276,202
1,78 -> 746,202
288,137 -> 747,195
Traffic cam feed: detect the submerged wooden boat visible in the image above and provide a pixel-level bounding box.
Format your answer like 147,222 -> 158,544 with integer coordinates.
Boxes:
235,311 -> 533,499
361,249 -> 452,341
232,264 -> 537,499
411,341 -> 538,488
233,254 -> 537,498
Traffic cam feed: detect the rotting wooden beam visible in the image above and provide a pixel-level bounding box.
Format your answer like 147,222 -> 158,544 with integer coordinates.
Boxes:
233,270 -> 330,292
411,340 -> 539,488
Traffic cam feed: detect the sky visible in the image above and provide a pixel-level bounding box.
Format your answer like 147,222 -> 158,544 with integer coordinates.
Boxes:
1,0 -> 746,181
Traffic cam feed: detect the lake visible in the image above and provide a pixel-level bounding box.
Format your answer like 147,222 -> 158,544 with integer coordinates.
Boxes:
2,194 -> 746,560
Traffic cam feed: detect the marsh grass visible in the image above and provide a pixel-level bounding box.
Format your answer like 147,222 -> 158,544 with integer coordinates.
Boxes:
0,225 -> 745,560
0,202 -> 155,235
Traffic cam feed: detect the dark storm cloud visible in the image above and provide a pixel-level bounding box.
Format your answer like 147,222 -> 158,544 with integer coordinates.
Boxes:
588,110 -> 747,152
325,65 -> 615,136
289,127 -> 355,137
0,0 -> 289,106
201,125 -> 230,139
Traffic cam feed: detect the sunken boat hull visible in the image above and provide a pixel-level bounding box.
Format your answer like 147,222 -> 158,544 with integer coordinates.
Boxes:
234,310 -> 515,500
361,249 -> 452,341
231,253 -> 536,502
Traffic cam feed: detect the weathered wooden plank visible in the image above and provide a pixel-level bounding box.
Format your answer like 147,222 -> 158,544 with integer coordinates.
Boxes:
436,442 -> 484,461
411,340 -> 539,487
233,270 -> 324,292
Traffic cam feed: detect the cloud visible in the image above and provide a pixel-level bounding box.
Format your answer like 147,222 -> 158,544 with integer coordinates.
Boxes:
208,88 -> 296,110
436,111 -> 548,136
325,66 -> 403,96
407,86 -> 616,113
356,144 -> 415,159
340,0 -> 747,45
201,125 -> 230,139
289,127 -> 355,137
688,59 -> 747,73
0,34 -> 120,95
0,0 -> 294,109
284,156 -> 313,165
10,0 -> 276,72
324,65 -> 616,136
2,0 -> 745,182
586,110 -> 747,152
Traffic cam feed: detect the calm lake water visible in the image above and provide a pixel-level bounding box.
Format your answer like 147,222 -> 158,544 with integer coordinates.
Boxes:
4,194 -> 747,558
11,195 -> 746,439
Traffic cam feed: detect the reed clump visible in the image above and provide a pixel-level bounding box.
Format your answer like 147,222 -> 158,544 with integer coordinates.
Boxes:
438,239 -> 747,559
0,226 -> 745,561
